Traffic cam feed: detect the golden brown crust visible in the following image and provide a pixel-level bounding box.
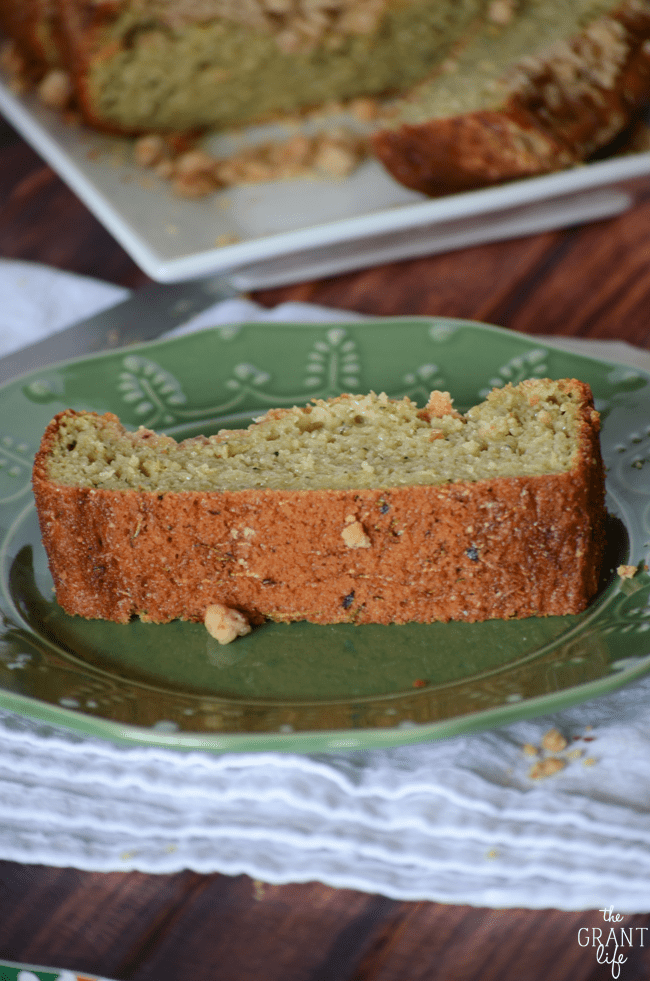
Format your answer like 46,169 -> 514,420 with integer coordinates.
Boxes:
372,110 -> 575,197
0,0 -> 62,74
373,0 -> 650,196
31,380 -> 606,626
0,1 -> 41,62
51,0 -> 122,133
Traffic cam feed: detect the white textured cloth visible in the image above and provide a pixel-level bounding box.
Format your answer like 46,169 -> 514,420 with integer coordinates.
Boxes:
2,259 -> 650,913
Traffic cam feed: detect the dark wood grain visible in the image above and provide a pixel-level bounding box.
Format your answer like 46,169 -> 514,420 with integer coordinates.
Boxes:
0,138 -> 148,289
255,197 -> 650,349
1,863 -> 650,981
0,116 -> 649,981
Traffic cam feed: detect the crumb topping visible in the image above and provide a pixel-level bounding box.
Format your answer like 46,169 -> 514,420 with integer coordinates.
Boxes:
487,0 -> 517,26
540,727 -> 568,753
126,0 -> 394,52
134,125 -> 368,198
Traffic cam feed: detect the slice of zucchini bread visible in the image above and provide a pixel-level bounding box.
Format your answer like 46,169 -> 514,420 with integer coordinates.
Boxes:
32,378 -> 606,627
373,0 -> 650,194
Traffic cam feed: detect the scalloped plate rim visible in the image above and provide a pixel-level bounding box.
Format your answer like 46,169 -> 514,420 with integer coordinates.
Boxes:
0,315 -> 648,753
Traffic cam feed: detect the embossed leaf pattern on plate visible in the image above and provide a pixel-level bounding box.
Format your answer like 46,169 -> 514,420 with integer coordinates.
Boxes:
0,317 -> 649,753
0,434 -> 33,504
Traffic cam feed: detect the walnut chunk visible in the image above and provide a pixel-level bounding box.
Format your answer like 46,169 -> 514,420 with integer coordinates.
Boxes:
487,0 -> 517,25
341,519 -> 371,549
417,391 -> 462,423
528,757 -> 566,780
169,149 -> 222,197
617,564 -> 638,579
312,134 -> 365,177
205,604 -> 252,645
175,149 -> 218,177
272,133 -> 313,169
38,70 -> 73,110
155,159 -> 176,180
134,133 -> 168,168
172,172 -> 220,199
348,96 -> 379,122
541,727 -> 567,753
275,28 -> 303,54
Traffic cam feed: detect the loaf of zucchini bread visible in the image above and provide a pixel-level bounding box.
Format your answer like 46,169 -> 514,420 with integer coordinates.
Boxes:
2,1 -> 650,195
373,0 -> 650,194
31,378 -> 606,628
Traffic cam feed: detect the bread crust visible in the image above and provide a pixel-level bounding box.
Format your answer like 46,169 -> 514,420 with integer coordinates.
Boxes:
0,1 -> 40,60
373,0 -> 650,195
372,110 -> 575,197
31,380 -> 606,626
0,0 -> 60,72
53,0 -> 130,135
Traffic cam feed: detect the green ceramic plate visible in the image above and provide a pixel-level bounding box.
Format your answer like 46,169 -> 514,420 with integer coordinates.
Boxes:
0,960 -> 112,981
1,317 -> 649,753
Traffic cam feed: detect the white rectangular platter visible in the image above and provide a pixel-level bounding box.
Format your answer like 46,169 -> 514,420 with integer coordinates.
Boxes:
2,70 -> 650,288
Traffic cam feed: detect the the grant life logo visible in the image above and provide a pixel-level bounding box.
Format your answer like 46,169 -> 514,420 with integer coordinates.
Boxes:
578,905 -> 648,979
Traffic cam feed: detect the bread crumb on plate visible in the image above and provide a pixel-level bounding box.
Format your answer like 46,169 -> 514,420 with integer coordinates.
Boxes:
205,604 -> 252,645
617,564 -> 638,579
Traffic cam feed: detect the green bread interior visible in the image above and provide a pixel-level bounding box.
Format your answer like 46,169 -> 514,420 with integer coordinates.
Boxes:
46,382 -> 584,494
86,0 -> 622,132
86,0 -> 480,131
392,0 -> 623,124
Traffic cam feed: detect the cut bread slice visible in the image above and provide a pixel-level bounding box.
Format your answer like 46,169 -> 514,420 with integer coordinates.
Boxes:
51,0 -> 481,134
32,378 -> 606,626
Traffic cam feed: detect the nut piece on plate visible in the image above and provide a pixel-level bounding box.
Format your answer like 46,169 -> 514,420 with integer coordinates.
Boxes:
617,564 -> 638,579
38,69 -> 74,110
205,603 -> 252,644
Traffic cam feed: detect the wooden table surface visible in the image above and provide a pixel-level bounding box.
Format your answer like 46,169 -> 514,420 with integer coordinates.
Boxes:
1,115 -> 650,981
